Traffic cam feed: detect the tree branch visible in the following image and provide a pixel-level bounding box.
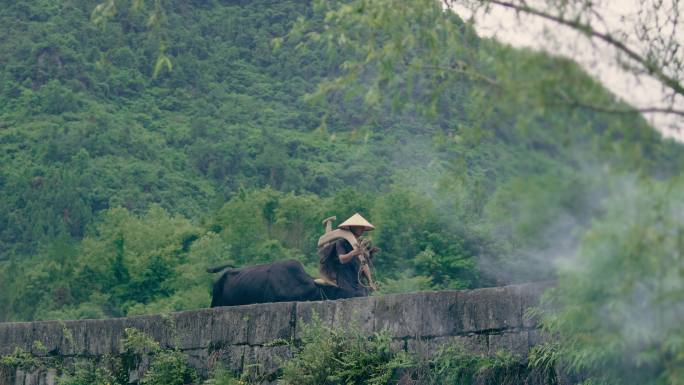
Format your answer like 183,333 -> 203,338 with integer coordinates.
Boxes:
480,0 -> 684,98
554,89 -> 684,117
560,102 -> 684,117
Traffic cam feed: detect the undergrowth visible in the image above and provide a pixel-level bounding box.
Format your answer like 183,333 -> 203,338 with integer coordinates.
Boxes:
278,314 -> 538,385
280,314 -> 413,385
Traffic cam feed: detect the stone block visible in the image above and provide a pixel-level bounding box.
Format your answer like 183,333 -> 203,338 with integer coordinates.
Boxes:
527,329 -> 552,348
23,371 -> 38,385
25,321 -> 61,356
243,345 -> 292,374
81,319 -> 121,355
211,302 -> 295,346
454,334 -> 489,355
173,308 -> 216,350
414,291 -> 465,337
405,334 -> 488,358
390,338 -> 407,353
374,293 -> 424,338
332,296 -> 376,334
15,370 -> 25,385
0,365 -> 13,385
59,321 -> 86,356
208,345 -> 246,373
246,303 -> 295,345
183,348 -> 209,378
61,318 -> 125,356
45,369 -> 56,385
293,300 -> 336,340
520,282 -> 552,328
4,321 -> 52,356
37,370 -> 46,385
488,331 -> 529,357
127,355 -> 152,384
405,337 -> 430,359
120,314 -> 176,350
0,322 -> 28,355
460,285 -> 522,332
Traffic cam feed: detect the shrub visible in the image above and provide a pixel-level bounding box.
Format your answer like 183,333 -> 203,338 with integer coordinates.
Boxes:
56,360 -> 116,385
141,350 -> 198,385
280,314 -> 412,385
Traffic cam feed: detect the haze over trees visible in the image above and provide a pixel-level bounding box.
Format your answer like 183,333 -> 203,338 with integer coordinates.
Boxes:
0,1 -> 683,383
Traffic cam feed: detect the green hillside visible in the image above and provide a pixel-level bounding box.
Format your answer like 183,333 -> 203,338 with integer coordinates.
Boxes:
0,0 -> 682,323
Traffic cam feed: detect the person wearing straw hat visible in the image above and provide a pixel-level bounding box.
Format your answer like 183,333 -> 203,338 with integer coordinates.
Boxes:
318,213 -> 379,297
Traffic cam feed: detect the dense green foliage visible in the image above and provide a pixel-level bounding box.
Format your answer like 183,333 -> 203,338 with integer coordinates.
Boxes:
1,1 -> 684,383
1,0 -> 491,321
0,0 -> 682,318
537,178 -> 684,385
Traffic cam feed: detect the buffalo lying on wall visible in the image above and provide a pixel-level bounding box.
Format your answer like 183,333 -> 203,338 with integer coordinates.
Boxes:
209,259 -> 366,307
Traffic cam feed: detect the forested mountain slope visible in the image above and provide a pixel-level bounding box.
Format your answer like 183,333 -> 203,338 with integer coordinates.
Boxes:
1,0 -> 682,322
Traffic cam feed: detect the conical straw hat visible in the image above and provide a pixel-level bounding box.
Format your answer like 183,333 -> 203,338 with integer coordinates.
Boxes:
338,213 -> 375,231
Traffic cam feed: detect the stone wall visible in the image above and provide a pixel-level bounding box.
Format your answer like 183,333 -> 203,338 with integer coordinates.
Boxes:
0,282 -> 550,385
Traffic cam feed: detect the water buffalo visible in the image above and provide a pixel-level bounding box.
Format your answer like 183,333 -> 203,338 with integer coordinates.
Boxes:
208,259 -> 368,307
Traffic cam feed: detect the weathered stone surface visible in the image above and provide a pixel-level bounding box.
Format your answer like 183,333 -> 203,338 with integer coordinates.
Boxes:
405,334 -> 489,357
28,322 -> 62,356
332,296 -> 376,333
0,283 -> 551,385
528,328 -> 553,349
488,331 -> 530,357
453,334 -> 489,355
44,369 -> 56,385
126,355 -> 152,384
173,309 -> 216,350
82,319 -> 122,355
294,300 -> 336,325
521,282 -> 553,328
408,291 -> 464,337
184,348 -> 209,378
243,345 -> 292,374
460,285 -> 523,332
208,345 -> 246,373
374,292 -> 427,338
390,338 -> 408,353
210,302 -> 295,346
14,370 -> 24,385
0,366 -> 12,385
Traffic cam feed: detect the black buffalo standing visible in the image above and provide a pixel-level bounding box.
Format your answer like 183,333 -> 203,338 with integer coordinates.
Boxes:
208,259 -> 368,307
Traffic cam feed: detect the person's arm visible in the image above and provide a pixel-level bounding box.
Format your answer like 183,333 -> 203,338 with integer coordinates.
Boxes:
337,240 -> 363,264
338,247 -> 363,264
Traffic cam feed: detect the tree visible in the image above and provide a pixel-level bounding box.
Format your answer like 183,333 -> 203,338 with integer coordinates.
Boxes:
287,0 -> 683,132
449,0 -> 684,141
539,178 -> 684,385
283,2 -> 684,383
92,0 -> 172,79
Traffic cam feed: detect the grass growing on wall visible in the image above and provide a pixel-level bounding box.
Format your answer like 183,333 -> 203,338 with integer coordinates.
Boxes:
0,319 -> 555,385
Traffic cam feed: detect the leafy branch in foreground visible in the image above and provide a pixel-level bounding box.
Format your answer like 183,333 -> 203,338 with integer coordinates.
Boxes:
538,177 -> 684,385
286,0 -> 682,133
451,0 -> 684,118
